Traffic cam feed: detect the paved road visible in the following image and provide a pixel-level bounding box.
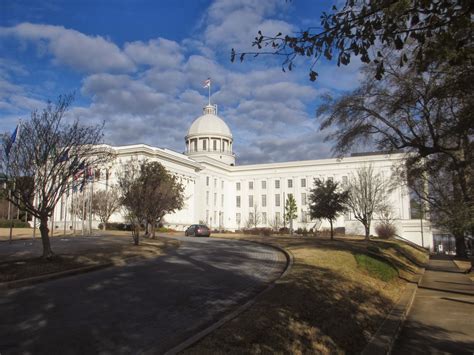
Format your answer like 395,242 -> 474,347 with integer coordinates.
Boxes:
0,236 -> 286,354
392,255 -> 474,354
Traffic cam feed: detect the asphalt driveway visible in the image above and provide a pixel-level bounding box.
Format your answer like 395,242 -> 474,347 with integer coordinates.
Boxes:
0,236 -> 286,354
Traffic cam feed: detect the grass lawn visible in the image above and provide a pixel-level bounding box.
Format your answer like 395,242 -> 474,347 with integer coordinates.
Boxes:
184,234 -> 428,354
0,233 -> 178,283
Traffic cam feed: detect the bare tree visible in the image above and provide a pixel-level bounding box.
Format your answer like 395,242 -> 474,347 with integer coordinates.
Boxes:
0,95 -> 113,259
268,215 -> 281,231
92,187 -> 121,230
251,203 -> 261,228
346,165 -> 392,240
405,155 -> 473,257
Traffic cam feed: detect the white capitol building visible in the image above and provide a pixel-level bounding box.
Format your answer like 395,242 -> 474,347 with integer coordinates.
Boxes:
55,102 -> 434,250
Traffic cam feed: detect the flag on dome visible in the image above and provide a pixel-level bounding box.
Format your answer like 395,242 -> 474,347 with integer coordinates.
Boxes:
203,78 -> 211,88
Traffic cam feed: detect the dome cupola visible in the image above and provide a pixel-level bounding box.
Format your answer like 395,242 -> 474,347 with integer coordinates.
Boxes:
185,104 -> 235,165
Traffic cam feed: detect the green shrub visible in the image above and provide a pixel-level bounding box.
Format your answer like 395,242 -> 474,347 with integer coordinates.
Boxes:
98,222 -> 134,231
354,253 -> 397,282
157,226 -> 176,233
243,227 -> 272,236
0,219 -> 31,228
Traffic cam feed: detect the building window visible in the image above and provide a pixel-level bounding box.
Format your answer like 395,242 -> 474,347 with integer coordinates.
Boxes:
206,210 -> 209,224
193,140 -> 197,151
214,178 -> 217,188
262,212 -> 267,224
214,211 -> 217,224
262,194 -> 267,207
203,140 -> 207,150
236,182 -> 241,191
213,140 -> 217,151
301,193 -> 307,206
206,191 -> 209,205
214,193 -> 217,206
342,176 -> 348,185
275,212 -> 281,224
249,181 -> 254,190
262,180 -> 266,189
288,179 -> 293,188
249,195 -> 254,207
275,194 -> 280,207
221,194 -> 224,208
275,180 -> 280,189
249,212 -> 254,224
221,181 -> 224,189
206,176 -> 209,186
236,213 -> 241,225
301,178 -> 306,188
236,196 -> 241,208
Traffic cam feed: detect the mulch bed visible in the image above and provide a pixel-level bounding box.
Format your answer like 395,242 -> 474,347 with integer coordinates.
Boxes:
0,255 -> 93,283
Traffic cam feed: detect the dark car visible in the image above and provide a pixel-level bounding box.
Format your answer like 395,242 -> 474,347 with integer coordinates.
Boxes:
185,224 -> 211,237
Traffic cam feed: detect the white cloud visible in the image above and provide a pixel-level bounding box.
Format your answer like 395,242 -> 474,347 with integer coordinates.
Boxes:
202,0 -> 294,52
124,38 -> 184,68
0,23 -> 135,73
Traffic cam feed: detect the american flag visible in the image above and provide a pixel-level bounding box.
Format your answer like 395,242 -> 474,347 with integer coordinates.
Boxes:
203,78 -> 211,88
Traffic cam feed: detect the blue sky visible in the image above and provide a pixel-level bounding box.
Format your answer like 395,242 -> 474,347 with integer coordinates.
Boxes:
0,0 -> 363,164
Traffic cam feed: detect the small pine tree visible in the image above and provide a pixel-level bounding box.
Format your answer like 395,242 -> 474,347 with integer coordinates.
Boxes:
309,179 -> 349,240
285,194 -> 298,235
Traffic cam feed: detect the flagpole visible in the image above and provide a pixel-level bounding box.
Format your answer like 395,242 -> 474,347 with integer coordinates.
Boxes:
88,169 -> 94,236
208,80 -> 211,105
72,188 -> 76,236
8,188 -> 13,243
32,193 -> 36,243
64,189 -> 68,237
82,188 -> 85,237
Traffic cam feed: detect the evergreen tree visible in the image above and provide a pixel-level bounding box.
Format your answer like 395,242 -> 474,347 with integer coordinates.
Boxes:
309,179 -> 349,240
285,194 -> 298,235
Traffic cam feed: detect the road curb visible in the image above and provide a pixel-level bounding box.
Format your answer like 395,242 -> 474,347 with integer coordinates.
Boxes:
0,262 -> 113,290
162,237 -> 293,355
361,267 -> 426,355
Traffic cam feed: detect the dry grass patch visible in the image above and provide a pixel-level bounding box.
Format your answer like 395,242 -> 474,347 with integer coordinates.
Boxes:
0,237 -> 177,283
184,235 -> 427,354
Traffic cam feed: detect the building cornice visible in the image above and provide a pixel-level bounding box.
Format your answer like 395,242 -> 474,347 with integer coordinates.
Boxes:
105,144 -> 204,171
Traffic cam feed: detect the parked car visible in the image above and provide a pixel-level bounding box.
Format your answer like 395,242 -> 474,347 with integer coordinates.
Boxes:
185,224 -> 211,237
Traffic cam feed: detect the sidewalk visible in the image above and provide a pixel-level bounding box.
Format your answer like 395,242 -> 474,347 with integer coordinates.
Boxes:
392,255 -> 474,354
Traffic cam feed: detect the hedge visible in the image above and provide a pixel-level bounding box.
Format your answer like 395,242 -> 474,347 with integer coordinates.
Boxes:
0,219 -> 31,228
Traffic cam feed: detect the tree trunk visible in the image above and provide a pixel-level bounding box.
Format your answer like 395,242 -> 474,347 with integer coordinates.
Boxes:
132,224 -> 140,245
330,220 -> 334,240
290,219 -> 293,235
455,234 -> 466,258
39,215 -> 54,259
364,224 -> 370,241
151,222 -> 156,239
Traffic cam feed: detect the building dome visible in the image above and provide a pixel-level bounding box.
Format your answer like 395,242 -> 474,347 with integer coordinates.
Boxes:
185,104 -> 235,165
187,113 -> 232,138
